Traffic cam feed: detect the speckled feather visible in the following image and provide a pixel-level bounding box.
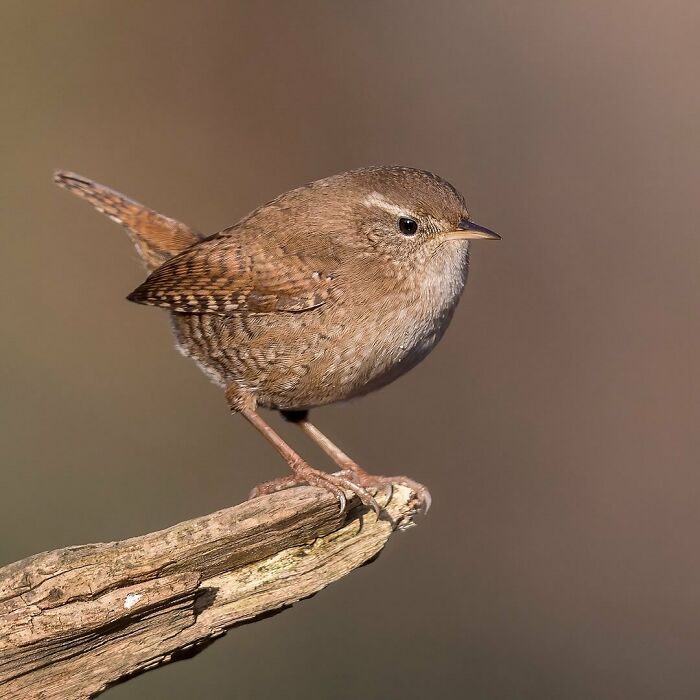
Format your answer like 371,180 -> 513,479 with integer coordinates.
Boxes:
126,236 -> 335,314
56,167 -> 475,411
53,171 -> 201,271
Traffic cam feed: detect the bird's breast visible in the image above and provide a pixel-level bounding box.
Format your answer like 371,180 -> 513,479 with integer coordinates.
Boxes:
172,244 -> 471,410
333,242 -> 470,398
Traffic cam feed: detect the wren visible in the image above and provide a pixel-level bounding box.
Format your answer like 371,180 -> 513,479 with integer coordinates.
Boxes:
54,167 -> 499,513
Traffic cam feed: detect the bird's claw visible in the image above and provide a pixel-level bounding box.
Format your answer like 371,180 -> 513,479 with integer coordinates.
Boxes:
248,463 -> 429,517
337,471 -> 431,515
248,465 -> 380,516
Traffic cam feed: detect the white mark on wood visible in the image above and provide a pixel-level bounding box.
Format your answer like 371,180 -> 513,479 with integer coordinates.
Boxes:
123,593 -> 142,610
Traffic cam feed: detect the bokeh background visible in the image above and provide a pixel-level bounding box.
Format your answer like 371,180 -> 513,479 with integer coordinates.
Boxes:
2,2 -> 699,698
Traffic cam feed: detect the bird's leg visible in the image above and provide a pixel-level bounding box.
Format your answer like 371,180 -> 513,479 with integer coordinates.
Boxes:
281,410 -> 431,513
281,410 -> 363,471
226,387 -> 379,513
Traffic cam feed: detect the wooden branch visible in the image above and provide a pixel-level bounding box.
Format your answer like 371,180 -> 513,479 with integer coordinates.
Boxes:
0,481 -> 422,699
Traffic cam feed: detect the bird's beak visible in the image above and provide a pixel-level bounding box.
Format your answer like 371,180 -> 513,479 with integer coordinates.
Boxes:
442,219 -> 501,241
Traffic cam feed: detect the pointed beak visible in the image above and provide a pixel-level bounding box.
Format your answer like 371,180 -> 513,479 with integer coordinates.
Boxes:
442,219 -> 501,241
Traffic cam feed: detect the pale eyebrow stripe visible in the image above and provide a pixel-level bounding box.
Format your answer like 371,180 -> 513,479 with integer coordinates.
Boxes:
362,191 -> 410,219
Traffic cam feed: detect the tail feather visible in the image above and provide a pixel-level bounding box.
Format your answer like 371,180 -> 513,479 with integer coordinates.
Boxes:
54,170 -> 201,272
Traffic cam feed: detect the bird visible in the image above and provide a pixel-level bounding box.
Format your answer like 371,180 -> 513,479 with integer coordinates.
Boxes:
54,166 -> 499,514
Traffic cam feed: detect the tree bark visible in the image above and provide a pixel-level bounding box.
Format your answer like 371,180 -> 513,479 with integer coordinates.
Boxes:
0,482 -> 422,699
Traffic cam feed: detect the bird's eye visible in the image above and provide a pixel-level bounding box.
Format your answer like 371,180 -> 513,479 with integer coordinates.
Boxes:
398,217 -> 418,236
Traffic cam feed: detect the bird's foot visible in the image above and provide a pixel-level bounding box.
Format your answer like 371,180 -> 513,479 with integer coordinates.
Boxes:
336,469 -> 432,515
248,460 -> 381,515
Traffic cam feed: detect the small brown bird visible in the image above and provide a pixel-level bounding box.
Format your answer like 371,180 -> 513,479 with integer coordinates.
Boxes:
55,167 -> 499,513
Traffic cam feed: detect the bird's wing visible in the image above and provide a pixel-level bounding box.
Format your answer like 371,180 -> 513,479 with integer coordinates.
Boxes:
127,233 -> 335,315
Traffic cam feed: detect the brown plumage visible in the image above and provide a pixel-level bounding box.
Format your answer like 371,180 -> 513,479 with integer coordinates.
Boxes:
54,171 -> 201,270
55,166 -> 500,513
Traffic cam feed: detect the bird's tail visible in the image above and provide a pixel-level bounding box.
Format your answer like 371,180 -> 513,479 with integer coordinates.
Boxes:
54,170 -> 201,272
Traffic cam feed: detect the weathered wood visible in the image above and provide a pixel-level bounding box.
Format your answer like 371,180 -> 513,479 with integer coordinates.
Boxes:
0,481 -> 422,699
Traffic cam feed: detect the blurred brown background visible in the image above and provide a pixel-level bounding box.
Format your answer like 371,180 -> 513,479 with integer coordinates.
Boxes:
2,1 -> 699,698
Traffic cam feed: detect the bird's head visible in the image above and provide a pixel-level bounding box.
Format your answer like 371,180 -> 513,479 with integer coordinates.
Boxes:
297,166 -> 500,289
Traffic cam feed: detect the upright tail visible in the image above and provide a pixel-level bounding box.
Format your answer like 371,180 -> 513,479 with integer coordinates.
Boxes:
54,171 -> 201,272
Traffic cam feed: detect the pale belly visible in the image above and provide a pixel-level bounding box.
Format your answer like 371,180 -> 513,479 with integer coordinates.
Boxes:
171,244 -> 470,410
315,301 -> 460,404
